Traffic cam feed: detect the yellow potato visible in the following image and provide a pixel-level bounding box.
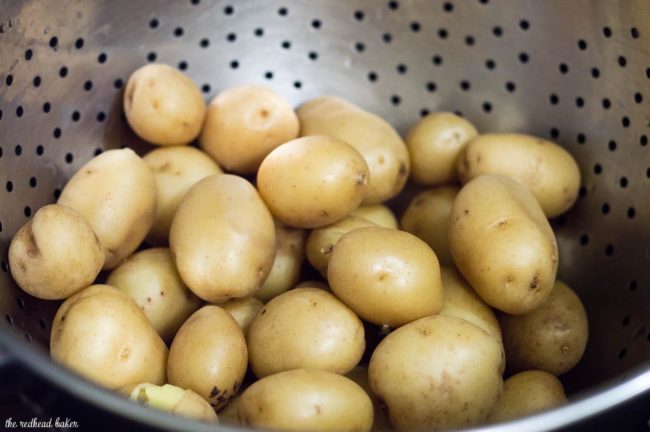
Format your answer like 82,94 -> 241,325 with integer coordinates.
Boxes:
499,280 -> 588,376
449,175 -> 558,315
350,204 -> 398,229
294,280 -> 330,291
106,248 -> 203,342
298,96 -> 410,204
257,135 -> 369,228
254,220 -> 306,302
328,226 -> 444,327
143,146 -> 222,245
406,112 -> 478,185
489,370 -> 567,423
200,85 -> 299,174
57,148 -> 156,270
306,215 -> 376,277
369,315 -> 504,430
9,204 -> 103,300
457,133 -> 581,217
345,366 -> 392,432
219,296 -> 264,335
50,285 -> 167,389
124,63 -> 205,146
167,305 -> 247,411
247,288 -> 365,378
123,383 -> 218,422
170,174 -> 275,303
400,186 -> 459,266
238,369 -> 373,432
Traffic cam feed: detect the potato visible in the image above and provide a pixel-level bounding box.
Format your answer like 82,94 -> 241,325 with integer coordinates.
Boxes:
298,96 -> 410,204
167,305 -> 247,411
400,186 -> 459,266
106,248 -> 202,342
170,174 -> 275,303
50,285 -> 167,389
449,175 -> 558,315
306,215 -> 376,277
220,296 -> 264,335
144,146 -> 222,245
247,288 -> 365,378
257,135 -> 369,228
498,280 -> 588,376
254,220 -> 306,302
457,133 -> 581,217
238,369 -> 373,432
124,63 -> 205,146
294,280 -> 331,292
345,366 -> 392,432
328,226 -> 444,327
489,370 -> 567,423
200,85 -> 299,174
8,204 -> 103,300
369,315 -> 503,430
123,383 -> 218,422
57,148 -> 156,270
350,204 -> 399,229
406,112 -> 478,185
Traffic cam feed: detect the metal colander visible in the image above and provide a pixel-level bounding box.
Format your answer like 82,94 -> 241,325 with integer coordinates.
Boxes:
0,0 -> 649,430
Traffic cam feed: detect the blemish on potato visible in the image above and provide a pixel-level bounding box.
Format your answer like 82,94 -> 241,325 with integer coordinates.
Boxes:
356,172 -> 367,186
210,386 -> 220,397
25,225 -> 41,258
529,274 -> 540,290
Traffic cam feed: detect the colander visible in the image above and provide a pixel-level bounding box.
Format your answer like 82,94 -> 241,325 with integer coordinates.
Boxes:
1,0 -> 649,430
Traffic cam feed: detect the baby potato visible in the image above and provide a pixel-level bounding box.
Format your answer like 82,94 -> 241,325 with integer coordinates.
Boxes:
406,112 -> 478,185
457,133 -> 581,217
247,288 -> 365,378
9,204 -> 103,300
123,383 -> 218,422
170,174 -> 275,303
57,148 -> 156,270
219,297 -> 264,335
489,370 -> 567,423
328,226 -> 444,327
124,63 -> 205,146
238,368 -> 373,432
294,280 -> 331,291
350,204 -> 399,229
50,285 -> 167,389
306,215 -> 376,277
400,186 -> 459,266
254,220 -> 306,302
106,248 -> 203,343
449,175 -> 558,315
200,85 -> 299,174
143,146 -> 222,245
345,366 -> 392,432
257,136 -> 369,228
369,315 -> 504,430
167,305 -> 247,411
499,280 -> 588,376
298,96 -> 410,204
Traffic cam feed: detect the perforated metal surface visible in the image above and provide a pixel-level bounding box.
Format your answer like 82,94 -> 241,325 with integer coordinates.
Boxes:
0,0 -> 649,429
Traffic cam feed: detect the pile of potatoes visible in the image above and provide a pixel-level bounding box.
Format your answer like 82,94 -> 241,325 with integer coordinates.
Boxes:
8,63 -> 589,431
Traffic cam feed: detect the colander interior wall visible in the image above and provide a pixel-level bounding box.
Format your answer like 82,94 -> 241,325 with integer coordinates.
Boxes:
0,0 -> 649,424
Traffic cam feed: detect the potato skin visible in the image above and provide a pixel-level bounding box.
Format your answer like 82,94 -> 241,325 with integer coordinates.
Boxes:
169,174 -> 275,303
350,204 -> 399,229
457,133 -> 581,217
400,186 -> 459,266
449,175 -> 558,315
406,112 -> 478,185
489,370 -> 567,423
247,288 -> 365,378
50,285 -> 168,389
257,136 -> 369,228
369,315 -> 504,430
144,146 -> 222,245
57,148 -> 157,270
167,305 -> 247,411
9,204 -> 103,300
200,85 -> 299,174
328,226 -> 444,327
298,96 -> 410,204
124,63 -> 205,146
498,280 -> 588,376
107,248 -> 203,343
219,296 -> 264,335
238,369 -> 374,432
